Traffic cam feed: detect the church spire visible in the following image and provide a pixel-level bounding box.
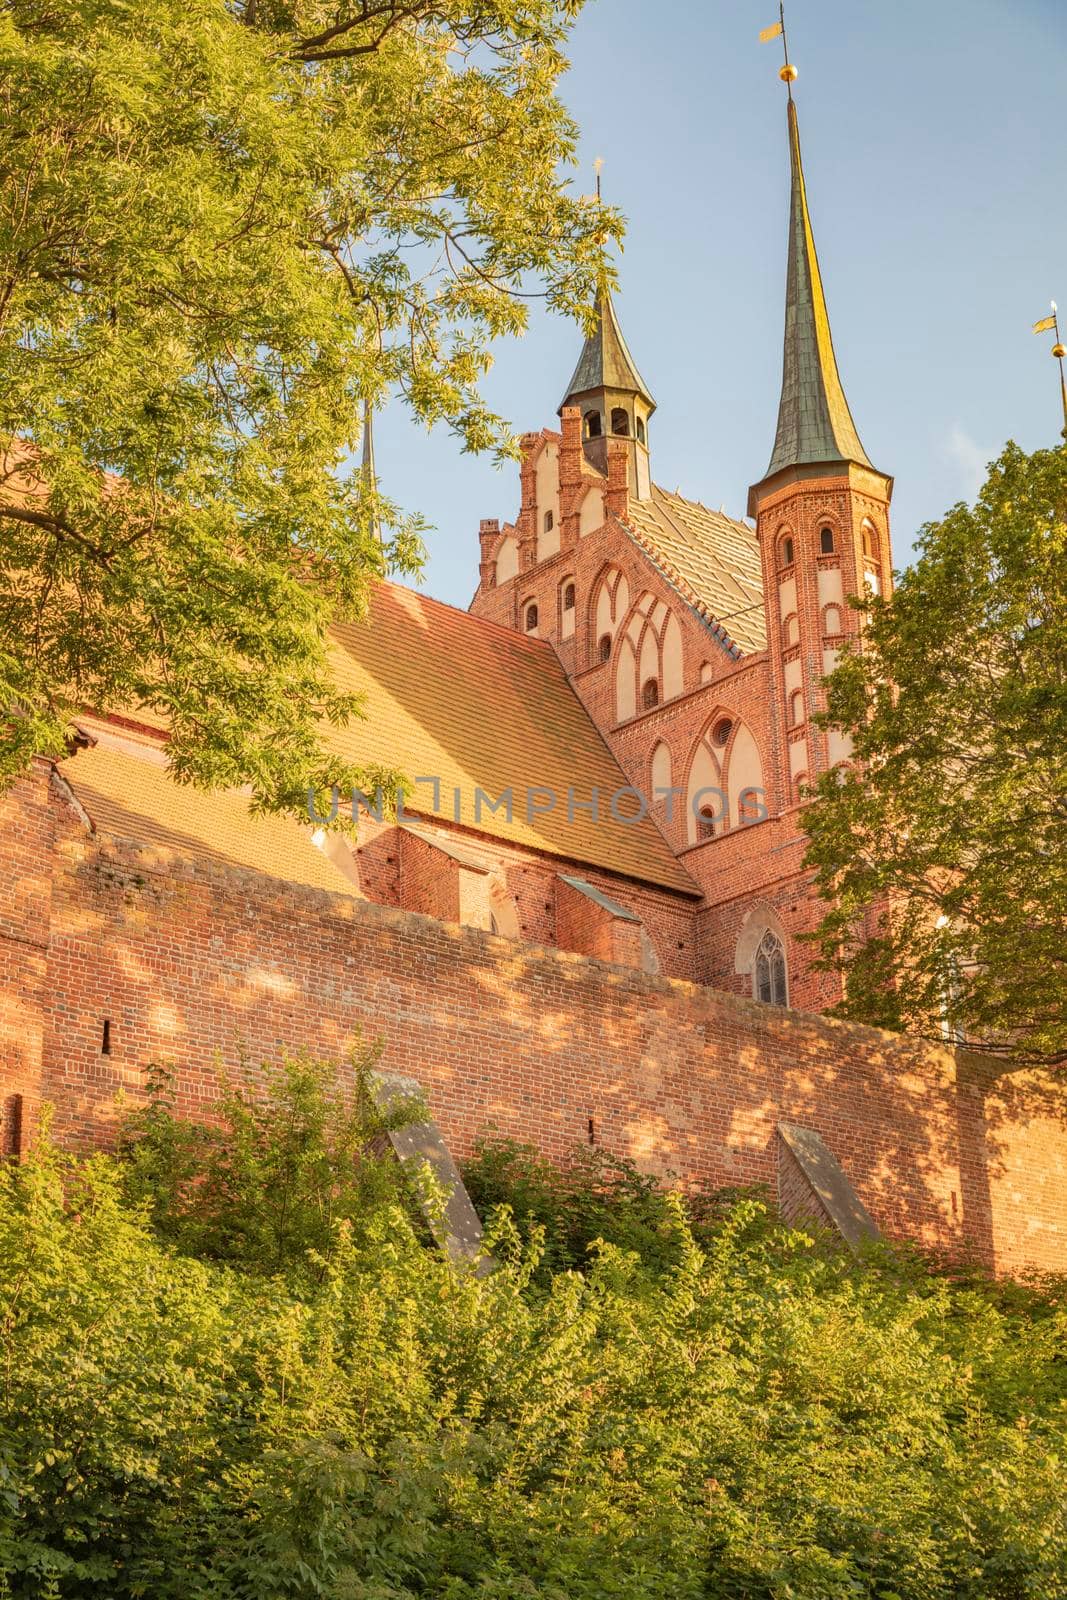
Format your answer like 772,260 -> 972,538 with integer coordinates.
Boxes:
558,281 -> 656,420
761,98 -> 873,482
361,398 -> 382,546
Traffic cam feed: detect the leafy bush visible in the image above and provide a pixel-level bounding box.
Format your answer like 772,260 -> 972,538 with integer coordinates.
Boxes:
0,1061 -> 1064,1599
461,1133 -> 774,1281
116,1048 -> 424,1275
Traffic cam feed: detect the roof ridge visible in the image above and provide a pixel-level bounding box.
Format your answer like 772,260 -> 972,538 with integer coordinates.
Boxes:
651,482 -> 754,537
365,578 -> 555,653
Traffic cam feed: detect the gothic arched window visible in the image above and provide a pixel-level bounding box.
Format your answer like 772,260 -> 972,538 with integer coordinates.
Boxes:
819,526 -> 835,554
636,416 -> 646,443
562,581 -> 575,612
584,409 -> 602,439
754,929 -> 787,1006
642,677 -> 659,710
598,632 -> 612,663
611,407 -> 630,436
780,535 -> 794,567
525,602 -> 539,633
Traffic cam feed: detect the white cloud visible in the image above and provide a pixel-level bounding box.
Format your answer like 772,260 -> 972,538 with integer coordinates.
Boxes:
945,424 -> 991,501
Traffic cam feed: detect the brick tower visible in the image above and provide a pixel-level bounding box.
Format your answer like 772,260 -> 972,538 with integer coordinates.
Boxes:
748,93 -> 894,809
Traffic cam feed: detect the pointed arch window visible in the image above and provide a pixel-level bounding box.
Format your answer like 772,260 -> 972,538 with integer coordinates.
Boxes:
611,407 -> 630,437
524,602 -> 539,633
780,535 -> 794,568
754,930 -> 787,1006
598,632 -> 612,663
636,416 -> 646,444
642,677 -> 659,710
584,410 -> 602,439
819,526 -> 835,554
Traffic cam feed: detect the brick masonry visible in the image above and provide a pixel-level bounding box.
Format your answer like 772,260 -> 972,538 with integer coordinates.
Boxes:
4,764 -> 1064,1277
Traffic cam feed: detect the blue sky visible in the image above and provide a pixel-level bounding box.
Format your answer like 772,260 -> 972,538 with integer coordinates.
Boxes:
374,0 -> 1066,610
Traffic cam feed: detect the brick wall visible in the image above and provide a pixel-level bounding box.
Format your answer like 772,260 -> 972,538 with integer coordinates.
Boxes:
0,763 -> 56,1154
17,783 -> 1065,1276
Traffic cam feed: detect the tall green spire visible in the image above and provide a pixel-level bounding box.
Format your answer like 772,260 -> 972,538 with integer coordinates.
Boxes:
558,283 -> 656,418
763,99 -> 872,479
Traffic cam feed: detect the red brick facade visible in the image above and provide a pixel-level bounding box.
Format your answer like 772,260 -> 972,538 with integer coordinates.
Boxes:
2,100 -> 1062,1279
468,407 -> 856,1014
3,763 -> 1064,1276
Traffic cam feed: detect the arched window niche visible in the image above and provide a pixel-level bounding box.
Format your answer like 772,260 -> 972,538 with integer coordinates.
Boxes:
734,906 -> 789,1008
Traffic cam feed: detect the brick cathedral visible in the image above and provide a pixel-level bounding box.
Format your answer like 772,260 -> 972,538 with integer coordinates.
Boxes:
50,96 -> 892,1017
5,96 -> 1066,1274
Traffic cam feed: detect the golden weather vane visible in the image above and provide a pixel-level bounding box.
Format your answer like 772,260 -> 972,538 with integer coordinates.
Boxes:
1032,301 -> 1067,440
759,0 -> 797,92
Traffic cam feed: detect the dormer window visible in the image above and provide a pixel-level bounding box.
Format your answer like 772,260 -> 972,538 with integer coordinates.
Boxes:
544,510 -> 554,533
641,677 -> 659,710
819,526 -> 835,554
584,410 -> 602,439
610,408 -> 630,437
525,603 -> 539,633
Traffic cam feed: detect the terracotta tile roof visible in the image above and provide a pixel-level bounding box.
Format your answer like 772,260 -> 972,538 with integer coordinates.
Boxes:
60,585 -> 696,899
327,582 -> 697,894
624,486 -> 767,655
57,742 -> 360,897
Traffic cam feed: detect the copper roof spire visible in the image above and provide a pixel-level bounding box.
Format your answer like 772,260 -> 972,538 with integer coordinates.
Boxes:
762,97 -> 873,479
360,398 -> 383,546
558,280 -> 656,418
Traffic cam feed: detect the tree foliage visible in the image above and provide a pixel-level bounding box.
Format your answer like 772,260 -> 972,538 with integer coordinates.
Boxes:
0,1061 -> 1065,1597
0,0 -> 614,810
116,1048 -> 425,1274
803,442 -> 1067,1067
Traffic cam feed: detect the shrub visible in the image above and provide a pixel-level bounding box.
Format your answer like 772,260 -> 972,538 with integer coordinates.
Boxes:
0,1063 -> 1063,1598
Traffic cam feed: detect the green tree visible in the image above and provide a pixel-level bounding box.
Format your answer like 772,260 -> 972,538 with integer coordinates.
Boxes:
1,1114 -> 1065,1599
803,442 -> 1067,1067
0,0 -> 614,812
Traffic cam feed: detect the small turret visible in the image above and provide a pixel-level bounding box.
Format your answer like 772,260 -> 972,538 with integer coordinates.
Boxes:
559,283 -> 656,499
